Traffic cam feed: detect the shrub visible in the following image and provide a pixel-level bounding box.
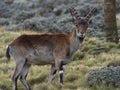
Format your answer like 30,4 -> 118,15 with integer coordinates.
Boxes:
87,66 -> 120,87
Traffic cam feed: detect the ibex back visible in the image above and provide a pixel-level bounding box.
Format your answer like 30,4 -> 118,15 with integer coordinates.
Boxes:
6,7 -> 96,90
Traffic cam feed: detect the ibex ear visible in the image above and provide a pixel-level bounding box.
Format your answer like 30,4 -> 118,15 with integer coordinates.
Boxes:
85,8 -> 96,22
69,7 -> 81,27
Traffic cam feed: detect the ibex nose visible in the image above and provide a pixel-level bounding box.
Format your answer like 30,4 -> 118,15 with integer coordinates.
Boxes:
81,32 -> 84,35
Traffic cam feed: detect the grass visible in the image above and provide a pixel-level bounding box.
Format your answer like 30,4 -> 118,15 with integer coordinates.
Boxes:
0,27 -> 120,90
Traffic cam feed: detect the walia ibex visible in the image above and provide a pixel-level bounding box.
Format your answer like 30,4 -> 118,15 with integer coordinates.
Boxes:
6,7 -> 96,90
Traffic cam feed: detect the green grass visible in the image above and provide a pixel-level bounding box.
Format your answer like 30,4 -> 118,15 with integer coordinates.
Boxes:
0,28 -> 120,90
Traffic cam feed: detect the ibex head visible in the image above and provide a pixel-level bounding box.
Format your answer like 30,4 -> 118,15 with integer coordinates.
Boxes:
70,7 -> 96,39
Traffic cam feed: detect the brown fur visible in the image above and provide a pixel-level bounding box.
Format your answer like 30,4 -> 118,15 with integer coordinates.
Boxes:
9,32 -> 72,60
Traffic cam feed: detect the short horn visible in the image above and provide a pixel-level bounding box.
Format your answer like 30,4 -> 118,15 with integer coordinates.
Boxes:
85,8 -> 96,21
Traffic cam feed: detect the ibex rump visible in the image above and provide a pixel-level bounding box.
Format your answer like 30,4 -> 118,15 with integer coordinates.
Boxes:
6,7 -> 95,90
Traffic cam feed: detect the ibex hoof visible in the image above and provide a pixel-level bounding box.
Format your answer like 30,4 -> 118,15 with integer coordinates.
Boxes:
60,83 -> 63,86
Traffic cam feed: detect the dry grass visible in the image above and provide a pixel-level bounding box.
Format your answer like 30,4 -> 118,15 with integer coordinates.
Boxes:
0,28 -> 120,90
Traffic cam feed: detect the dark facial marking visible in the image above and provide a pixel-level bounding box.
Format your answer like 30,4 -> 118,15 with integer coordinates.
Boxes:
79,19 -> 88,25
78,37 -> 84,43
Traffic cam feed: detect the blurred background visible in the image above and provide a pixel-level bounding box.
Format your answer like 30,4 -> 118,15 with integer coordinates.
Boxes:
0,0 -> 111,36
1,0 -> 120,38
0,0 -> 120,90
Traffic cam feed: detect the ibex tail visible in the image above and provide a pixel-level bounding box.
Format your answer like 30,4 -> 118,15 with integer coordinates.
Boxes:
6,46 -> 10,61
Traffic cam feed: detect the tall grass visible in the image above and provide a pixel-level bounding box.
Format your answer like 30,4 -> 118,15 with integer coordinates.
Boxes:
0,28 -> 120,90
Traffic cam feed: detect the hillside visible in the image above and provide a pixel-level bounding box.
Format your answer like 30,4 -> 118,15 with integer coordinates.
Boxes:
0,0 -> 106,37
0,0 -> 120,37
0,28 -> 120,90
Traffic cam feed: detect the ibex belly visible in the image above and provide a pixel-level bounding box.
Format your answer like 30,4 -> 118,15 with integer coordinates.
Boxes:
26,46 -> 54,65
63,56 -> 73,65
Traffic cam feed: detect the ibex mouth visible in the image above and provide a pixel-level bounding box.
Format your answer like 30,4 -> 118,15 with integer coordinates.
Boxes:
78,37 -> 84,43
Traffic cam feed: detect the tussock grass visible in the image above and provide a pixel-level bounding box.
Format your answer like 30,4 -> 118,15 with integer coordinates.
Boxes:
0,28 -> 120,90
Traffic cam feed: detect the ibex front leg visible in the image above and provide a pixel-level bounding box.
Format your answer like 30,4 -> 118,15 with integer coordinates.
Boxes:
48,65 -> 57,83
55,60 -> 64,85
59,61 -> 64,85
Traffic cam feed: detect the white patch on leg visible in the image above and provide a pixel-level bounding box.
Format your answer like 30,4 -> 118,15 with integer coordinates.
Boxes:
59,70 -> 64,74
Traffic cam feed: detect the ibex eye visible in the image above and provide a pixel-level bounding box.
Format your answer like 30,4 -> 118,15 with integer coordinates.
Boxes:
88,20 -> 92,25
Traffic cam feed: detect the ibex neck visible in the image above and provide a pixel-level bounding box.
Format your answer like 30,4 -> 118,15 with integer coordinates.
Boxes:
69,28 -> 81,56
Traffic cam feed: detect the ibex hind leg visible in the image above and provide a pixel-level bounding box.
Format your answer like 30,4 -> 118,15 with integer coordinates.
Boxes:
55,60 -> 64,86
48,65 -> 57,83
11,59 -> 26,90
19,64 -> 31,90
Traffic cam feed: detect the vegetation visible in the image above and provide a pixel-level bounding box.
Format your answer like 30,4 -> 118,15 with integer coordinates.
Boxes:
0,28 -> 120,90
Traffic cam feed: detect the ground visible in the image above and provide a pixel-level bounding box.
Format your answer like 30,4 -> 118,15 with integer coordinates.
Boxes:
0,28 -> 120,90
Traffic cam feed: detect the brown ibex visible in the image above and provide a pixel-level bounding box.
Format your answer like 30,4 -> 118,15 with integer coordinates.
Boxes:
6,7 -> 96,90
